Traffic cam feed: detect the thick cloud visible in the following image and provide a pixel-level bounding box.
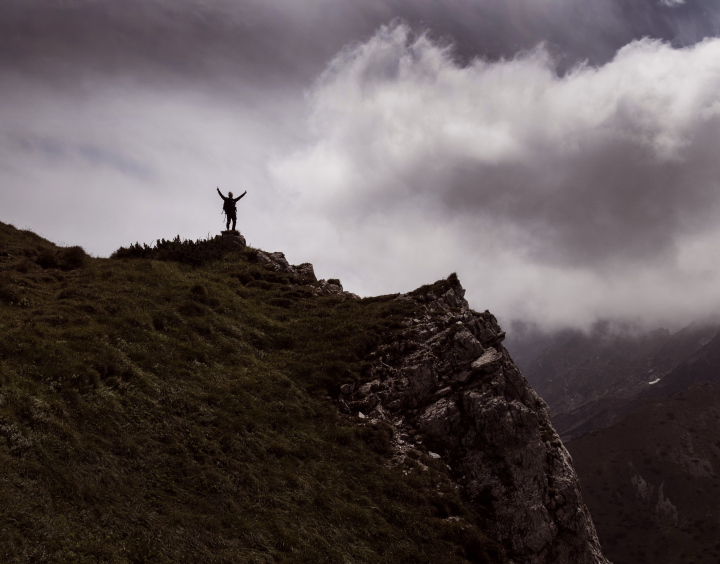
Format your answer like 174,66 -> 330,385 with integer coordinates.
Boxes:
272,23 -> 720,327
4,1 -> 720,329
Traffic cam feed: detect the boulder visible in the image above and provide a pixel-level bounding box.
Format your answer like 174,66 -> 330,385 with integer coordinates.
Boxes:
471,347 -> 503,375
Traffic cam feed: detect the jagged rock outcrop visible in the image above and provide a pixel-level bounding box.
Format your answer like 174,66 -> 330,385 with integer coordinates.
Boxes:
312,278 -> 361,299
255,250 -> 316,280
342,276 -> 609,564
255,251 -> 361,299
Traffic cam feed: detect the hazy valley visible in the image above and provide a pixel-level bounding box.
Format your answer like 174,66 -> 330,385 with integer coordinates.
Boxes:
511,320 -> 720,562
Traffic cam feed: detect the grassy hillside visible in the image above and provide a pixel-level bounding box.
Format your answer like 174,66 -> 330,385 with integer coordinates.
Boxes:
0,222 -> 505,563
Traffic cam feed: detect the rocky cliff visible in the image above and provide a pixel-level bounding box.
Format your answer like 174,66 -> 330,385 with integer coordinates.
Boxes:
0,222 -> 609,562
341,275 -> 609,564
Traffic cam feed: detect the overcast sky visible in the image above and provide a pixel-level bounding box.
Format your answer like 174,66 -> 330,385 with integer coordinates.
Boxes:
4,0 -> 720,330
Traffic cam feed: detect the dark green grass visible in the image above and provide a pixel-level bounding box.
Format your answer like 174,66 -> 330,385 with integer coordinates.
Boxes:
0,222 -> 505,563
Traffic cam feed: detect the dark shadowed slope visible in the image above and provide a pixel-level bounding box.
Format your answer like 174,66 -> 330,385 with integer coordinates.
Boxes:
568,381 -> 720,564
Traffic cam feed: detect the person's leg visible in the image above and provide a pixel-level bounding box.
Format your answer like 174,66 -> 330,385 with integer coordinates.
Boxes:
231,214 -> 237,231
226,215 -> 231,230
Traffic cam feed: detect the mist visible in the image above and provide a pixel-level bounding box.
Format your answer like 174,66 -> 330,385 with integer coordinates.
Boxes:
272,23 -> 720,328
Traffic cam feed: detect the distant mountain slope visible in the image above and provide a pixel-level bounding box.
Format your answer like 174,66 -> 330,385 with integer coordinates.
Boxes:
509,321 -> 719,440
0,222 -> 608,563
637,330 -> 720,400
567,381 -> 720,564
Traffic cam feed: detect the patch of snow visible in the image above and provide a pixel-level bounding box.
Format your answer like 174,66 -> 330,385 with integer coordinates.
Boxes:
700,334 -> 715,347
648,378 -> 661,385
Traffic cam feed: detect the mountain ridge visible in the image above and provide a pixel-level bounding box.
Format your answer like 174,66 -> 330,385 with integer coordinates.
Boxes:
0,222 -> 606,563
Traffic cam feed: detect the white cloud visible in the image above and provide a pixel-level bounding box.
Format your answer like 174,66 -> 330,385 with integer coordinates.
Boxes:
7,5 -> 720,332
271,22 -> 720,329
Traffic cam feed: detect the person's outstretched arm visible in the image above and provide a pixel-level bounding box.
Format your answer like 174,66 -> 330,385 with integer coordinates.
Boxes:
217,187 -> 225,200
234,191 -> 247,202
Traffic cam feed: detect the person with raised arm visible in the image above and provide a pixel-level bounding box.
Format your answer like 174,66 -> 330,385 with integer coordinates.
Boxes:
216,187 -> 246,232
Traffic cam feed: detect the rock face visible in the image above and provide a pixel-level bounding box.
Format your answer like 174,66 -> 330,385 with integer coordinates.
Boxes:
255,250 -> 316,280
255,251 -> 361,299
342,276 -> 609,564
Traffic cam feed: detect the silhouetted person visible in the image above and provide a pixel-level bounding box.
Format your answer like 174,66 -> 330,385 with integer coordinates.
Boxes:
217,187 -> 246,231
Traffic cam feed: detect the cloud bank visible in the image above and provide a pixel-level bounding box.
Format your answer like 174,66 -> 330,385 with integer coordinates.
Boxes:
272,23 -> 720,328
5,1 -> 720,330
